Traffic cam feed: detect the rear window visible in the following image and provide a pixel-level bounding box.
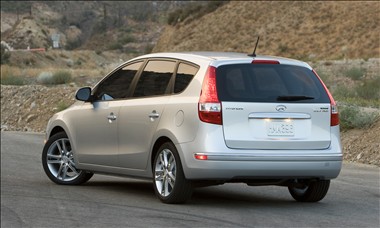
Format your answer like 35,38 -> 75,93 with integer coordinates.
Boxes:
216,64 -> 330,103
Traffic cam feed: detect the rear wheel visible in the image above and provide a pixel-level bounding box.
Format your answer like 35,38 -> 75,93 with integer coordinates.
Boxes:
42,132 -> 93,185
153,142 -> 193,204
288,179 -> 330,202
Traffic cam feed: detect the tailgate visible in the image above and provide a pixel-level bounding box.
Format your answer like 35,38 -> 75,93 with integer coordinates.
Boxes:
222,102 -> 331,150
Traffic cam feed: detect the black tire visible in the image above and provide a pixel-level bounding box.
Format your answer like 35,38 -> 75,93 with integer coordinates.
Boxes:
153,142 -> 193,204
42,132 -> 93,185
288,179 -> 330,202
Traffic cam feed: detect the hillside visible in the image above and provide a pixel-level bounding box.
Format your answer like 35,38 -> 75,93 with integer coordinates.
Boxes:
1,81 -> 379,167
154,1 -> 380,60
1,1 -> 379,168
0,1 -> 188,54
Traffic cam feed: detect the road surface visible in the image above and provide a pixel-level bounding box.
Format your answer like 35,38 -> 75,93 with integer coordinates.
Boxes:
1,131 -> 379,227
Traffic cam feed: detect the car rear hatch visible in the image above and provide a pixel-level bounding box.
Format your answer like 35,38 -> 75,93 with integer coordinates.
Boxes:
216,61 -> 332,150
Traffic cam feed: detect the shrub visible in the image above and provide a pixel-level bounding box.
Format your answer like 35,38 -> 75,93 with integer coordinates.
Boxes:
315,69 -> 331,86
1,44 -> 11,64
1,65 -> 25,85
108,41 -> 123,50
37,72 -> 54,84
333,85 -> 356,100
144,44 -> 154,54
339,105 -> 379,130
52,71 -> 72,84
344,67 -> 366,80
355,77 -> 380,100
37,71 -> 72,85
65,39 -> 82,50
120,34 -> 135,44
1,75 -> 25,85
278,44 -> 289,53
167,1 -> 229,26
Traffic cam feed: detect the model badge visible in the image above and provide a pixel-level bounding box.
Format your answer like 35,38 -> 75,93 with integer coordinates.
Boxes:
276,105 -> 287,112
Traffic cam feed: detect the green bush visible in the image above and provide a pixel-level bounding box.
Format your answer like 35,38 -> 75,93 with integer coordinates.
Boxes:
1,44 -> 11,64
355,77 -> 380,100
108,42 -> 123,50
37,71 -> 72,85
333,85 -> 356,100
120,34 -> 135,44
52,71 -> 72,84
37,72 -> 54,84
344,67 -> 366,80
339,105 -> 379,130
65,39 -> 82,50
315,69 -> 331,85
1,75 -> 25,85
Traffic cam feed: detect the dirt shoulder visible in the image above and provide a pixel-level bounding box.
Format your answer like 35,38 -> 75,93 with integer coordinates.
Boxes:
1,84 -> 379,167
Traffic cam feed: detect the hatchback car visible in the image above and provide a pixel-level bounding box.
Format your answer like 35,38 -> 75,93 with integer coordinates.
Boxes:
42,52 -> 342,203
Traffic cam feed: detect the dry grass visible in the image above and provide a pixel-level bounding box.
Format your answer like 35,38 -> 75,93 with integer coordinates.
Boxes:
154,1 -> 380,60
2,49 -> 135,86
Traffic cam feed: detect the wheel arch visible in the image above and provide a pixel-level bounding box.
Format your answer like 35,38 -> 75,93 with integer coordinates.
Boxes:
49,126 -> 66,138
151,136 -> 173,171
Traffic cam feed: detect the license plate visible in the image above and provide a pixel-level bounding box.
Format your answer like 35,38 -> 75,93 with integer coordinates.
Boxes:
267,122 -> 294,136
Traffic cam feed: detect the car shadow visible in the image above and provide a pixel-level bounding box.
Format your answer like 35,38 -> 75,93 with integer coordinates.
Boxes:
78,179 -> 317,207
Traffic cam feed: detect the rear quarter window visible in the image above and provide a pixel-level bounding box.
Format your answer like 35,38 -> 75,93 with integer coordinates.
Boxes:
174,63 -> 199,93
216,64 -> 330,103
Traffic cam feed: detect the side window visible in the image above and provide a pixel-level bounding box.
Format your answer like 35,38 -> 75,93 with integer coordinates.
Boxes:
133,60 -> 175,97
174,63 -> 198,93
95,61 -> 142,101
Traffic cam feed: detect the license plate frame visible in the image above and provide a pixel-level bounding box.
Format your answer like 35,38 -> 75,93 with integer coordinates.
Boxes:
267,121 -> 294,136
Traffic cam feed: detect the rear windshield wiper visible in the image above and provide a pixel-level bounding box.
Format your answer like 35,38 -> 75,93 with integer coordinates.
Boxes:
277,96 -> 315,101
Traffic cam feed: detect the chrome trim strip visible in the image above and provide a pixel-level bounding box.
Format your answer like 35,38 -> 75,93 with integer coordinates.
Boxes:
248,112 -> 311,119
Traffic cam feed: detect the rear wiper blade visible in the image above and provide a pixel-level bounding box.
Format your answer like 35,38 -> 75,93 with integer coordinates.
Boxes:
277,96 -> 315,101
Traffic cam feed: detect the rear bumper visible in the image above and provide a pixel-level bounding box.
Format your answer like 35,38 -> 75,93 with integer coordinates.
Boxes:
182,153 -> 342,180
178,139 -> 342,180
176,123 -> 342,181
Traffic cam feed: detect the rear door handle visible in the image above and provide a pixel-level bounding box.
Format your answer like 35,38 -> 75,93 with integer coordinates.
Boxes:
107,112 -> 117,121
149,110 -> 160,119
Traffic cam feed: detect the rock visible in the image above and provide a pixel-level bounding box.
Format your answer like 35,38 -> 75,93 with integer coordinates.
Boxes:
30,101 -> 36,109
26,114 -> 37,123
23,127 -> 32,132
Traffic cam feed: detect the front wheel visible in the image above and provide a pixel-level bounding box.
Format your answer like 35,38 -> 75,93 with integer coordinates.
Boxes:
153,142 -> 193,204
288,179 -> 330,202
42,132 -> 93,185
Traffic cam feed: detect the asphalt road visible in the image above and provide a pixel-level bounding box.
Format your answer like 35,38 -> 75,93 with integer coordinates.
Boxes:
1,131 -> 379,228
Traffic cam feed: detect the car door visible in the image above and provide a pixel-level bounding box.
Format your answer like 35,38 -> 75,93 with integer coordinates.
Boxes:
73,61 -> 143,167
117,59 -> 176,169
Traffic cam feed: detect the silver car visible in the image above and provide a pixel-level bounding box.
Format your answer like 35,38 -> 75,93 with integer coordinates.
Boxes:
42,52 -> 342,203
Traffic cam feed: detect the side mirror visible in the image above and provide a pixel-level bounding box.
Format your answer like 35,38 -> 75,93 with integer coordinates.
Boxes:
75,87 -> 92,102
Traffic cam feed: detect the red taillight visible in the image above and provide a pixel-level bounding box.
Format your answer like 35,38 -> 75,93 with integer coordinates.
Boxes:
252,60 -> 280,64
313,69 -> 339,126
198,66 -> 222,125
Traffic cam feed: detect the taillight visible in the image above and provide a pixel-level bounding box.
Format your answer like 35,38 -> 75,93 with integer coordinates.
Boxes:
198,66 -> 222,125
313,69 -> 339,126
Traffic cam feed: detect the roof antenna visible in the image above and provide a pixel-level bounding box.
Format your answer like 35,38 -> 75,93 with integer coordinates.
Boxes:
248,36 -> 260,57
